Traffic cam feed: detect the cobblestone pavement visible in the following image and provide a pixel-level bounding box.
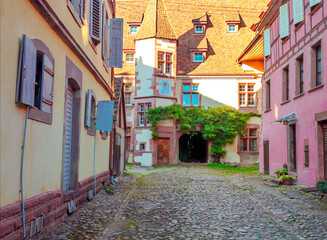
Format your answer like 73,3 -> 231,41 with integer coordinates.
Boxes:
41,165 -> 327,240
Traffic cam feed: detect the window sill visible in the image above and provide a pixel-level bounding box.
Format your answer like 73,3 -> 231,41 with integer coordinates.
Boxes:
294,21 -> 305,32
308,84 -> 324,93
238,151 -> 259,154
280,99 -> 291,105
89,38 -> 98,54
87,127 -> 96,136
264,108 -> 272,113
67,1 -> 82,27
293,92 -> 305,100
310,2 -> 323,16
28,108 -> 52,125
135,126 -> 152,129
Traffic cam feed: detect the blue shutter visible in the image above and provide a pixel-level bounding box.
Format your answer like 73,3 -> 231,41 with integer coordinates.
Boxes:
96,101 -> 114,131
40,55 -> 54,113
310,0 -> 322,7
264,28 -> 271,57
293,0 -> 304,25
85,89 -> 96,127
16,34 -> 37,106
280,4 -> 289,39
109,18 -> 123,68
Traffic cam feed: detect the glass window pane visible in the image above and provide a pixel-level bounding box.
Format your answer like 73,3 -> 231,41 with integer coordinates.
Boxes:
130,26 -> 138,34
195,25 -> 204,33
146,104 -> 151,111
139,113 -> 144,126
229,25 -> 236,32
239,84 -> 246,92
194,53 -> 203,62
192,93 -> 199,106
166,62 -> 172,75
158,52 -> 164,61
166,53 -> 172,62
240,138 -> 248,151
248,93 -> 255,106
248,84 -> 254,92
139,104 -> 144,112
250,139 -> 257,151
249,129 -> 257,137
183,94 -> 190,106
183,84 -> 191,92
124,84 -> 132,92
239,93 -> 246,106
158,62 -> 164,74
125,93 -> 131,105
192,85 -> 199,92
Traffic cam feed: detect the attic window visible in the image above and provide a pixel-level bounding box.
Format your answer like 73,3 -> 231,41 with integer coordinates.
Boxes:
227,24 -> 238,33
130,26 -> 139,34
193,52 -> 205,63
194,25 -> 205,34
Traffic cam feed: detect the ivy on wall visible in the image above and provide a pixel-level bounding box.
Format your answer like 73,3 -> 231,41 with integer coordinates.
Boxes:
146,105 -> 260,157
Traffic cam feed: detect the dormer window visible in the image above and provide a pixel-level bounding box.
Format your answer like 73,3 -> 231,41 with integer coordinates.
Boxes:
225,12 -> 241,33
194,25 -> 205,34
228,24 -> 237,32
130,26 -> 139,34
193,52 -> 204,62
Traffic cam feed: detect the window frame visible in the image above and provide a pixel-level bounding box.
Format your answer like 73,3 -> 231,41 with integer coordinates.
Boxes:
138,103 -> 152,127
182,83 -> 200,107
130,26 -> 139,34
67,0 -> 86,27
227,24 -> 237,33
124,83 -> 132,106
125,53 -> 135,63
282,66 -> 290,102
157,52 -> 173,76
238,83 -> 256,108
126,127 -> 132,150
316,45 -> 322,86
194,25 -> 205,34
239,128 -> 259,153
193,52 -> 205,63
265,80 -> 271,111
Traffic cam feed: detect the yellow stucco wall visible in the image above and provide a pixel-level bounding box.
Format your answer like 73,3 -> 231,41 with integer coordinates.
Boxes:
0,0 -> 113,207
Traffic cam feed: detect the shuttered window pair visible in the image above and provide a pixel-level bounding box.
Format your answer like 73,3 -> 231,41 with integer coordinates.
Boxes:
280,3 -> 289,39
16,34 -> 54,115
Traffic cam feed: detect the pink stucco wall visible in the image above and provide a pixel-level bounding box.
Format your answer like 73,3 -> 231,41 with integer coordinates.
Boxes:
260,0 -> 327,186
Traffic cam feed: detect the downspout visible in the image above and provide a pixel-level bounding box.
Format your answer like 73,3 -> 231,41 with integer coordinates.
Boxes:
112,115 -> 117,183
93,111 -> 97,196
20,106 -> 33,238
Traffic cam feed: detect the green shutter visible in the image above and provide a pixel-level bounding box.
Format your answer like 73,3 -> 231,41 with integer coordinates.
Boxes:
280,3 -> 290,39
264,28 -> 271,57
293,0 -> 304,25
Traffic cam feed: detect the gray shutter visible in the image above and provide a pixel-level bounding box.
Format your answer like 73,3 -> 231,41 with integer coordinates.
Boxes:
293,0 -> 304,25
101,3 -> 107,61
80,0 -> 85,22
90,0 -> 101,44
40,55 -> 54,113
85,89 -> 92,127
109,18 -> 123,68
16,34 -> 37,106
310,0 -> 322,7
280,4 -> 289,39
264,28 -> 271,57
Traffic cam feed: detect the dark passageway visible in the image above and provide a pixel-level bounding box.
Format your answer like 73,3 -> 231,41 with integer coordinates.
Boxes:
179,132 -> 207,163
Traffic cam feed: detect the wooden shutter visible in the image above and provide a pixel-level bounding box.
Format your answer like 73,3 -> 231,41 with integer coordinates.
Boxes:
109,18 -> 123,68
293,0 -> 304,25
16,34 -> 37,106
310,0 -> 322,7
85,89 -> 92,127
280,4 -> 289,39
40,55 -> 54,113
80,0 -> 85,22
90,0 -> 101,44
102,3 -> 108,65
264,28 -> 271,57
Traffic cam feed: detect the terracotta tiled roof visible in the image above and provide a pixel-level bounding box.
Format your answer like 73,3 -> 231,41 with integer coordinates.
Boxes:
116,0 -> 270,76
189,37 -> 208,50
136,0 -> 177,40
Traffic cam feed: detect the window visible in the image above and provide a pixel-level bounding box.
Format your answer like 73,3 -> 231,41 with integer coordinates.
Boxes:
85,89 -> 97,135
16,35 -> 55,124
183,84 -> 199,106
130,26 -> 139,34
295,56 -> 304,95
90,0 -> 101,46
195,25 -> 204,34
138,103 -> 151,126
238,83 -> 256,107
124,83 -> 132,105
68,0 -> 86,25
266,80 -> 271,110
240,128 -> 258,152
140,143 -> 145,151
158,52 -> 173,75
193,52 -> 204,63
282,67 -> 290,101
228,24 -> 237,32
304,140 -> 309,168
126,53 -> 135,63
126,127 -> 131,150
316,45 -> 322,86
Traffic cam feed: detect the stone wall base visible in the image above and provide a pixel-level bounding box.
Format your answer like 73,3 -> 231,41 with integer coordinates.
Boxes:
0,170 -> 110,239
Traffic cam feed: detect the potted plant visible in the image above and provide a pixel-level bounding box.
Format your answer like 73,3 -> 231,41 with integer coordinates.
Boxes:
278,175 -> 294,185
274,168 -> 288,178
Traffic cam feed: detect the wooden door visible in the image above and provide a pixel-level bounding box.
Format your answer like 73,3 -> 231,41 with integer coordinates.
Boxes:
263,140 -> 269,175
114,135 -> 121,176
63,83 -> 74,191
157,138 -> 169,166
323,124 -> 327,180
289,124 -> 297,172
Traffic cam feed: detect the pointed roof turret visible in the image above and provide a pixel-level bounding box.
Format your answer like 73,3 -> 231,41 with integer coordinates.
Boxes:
136,0 -> 177,41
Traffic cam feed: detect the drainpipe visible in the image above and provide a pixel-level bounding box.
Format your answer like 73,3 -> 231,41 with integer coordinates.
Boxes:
20,106 -> 33,238
112,115 -> 117,183
92,113 -> 97,196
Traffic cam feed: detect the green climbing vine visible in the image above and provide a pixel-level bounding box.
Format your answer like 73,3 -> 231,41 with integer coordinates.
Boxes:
146,105 -> 260,157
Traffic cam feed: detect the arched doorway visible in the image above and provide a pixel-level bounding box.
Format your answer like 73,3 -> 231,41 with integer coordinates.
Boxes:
179,132 -> 207,163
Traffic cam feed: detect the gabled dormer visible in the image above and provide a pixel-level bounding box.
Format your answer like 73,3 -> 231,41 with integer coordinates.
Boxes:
192,14 -> 208,34
225,12 -> 241,33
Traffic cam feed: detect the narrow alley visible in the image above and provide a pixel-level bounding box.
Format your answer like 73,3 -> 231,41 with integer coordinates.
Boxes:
42,166 -> 327,240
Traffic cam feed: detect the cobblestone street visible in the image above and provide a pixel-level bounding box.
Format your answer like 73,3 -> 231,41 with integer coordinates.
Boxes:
42,165 -> 327,240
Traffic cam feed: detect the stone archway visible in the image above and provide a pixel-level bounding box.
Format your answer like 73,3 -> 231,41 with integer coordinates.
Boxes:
179,132 -> 207,163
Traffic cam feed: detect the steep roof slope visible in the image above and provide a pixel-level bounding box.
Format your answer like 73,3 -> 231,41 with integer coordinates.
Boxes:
115,0 -> 270,76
